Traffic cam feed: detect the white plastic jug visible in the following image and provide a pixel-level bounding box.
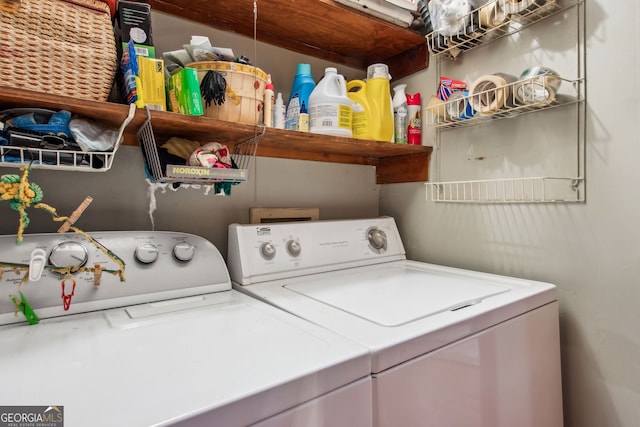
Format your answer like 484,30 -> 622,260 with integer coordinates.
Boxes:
309,68 -> 353,137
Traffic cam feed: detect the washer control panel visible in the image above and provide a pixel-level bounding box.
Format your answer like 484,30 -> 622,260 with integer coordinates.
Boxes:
228,217 -> 406,285
0,231 -> 229,325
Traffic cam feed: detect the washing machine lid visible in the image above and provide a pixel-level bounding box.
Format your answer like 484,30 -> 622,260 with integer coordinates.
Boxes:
0,290 -> 370,426
284,262 -> 510,327
237,260 -> 557,373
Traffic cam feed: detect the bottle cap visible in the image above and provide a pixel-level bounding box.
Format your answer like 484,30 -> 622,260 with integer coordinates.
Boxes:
266,74 -> 274,90
406,93 -> 422,104
296,63 -> 311,75
275,93 -> 284,104
367,63 -> 390,80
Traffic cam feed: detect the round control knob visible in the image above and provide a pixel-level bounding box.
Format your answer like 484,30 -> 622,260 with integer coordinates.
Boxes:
367,228 -> 387,250
49,241 -> 89,269
260,242 -> 276,260
173,242 -> 195,262
135,242 -> 159,264
286,240 -> 302,257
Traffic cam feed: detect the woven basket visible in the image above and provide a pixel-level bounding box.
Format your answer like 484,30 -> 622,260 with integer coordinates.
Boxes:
0,0 -> 117,101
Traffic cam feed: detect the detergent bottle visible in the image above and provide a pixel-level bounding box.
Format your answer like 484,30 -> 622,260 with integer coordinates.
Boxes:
309,67 -> 353,137
346,79 -> 372,139
285,63 -> 315,131
365,63 -> 394,142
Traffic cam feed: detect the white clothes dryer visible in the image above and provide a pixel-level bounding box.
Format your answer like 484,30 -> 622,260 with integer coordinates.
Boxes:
0,231 -> 371,427
228,217 -> 564,427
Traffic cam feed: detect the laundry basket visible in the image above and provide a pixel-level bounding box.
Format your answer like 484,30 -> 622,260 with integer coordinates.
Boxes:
0,0 -> 117,101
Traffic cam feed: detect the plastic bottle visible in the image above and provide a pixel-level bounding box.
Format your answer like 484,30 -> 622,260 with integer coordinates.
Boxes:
263,74 -> 275,127
406,92 -> 422,145
308,67 -> 353,137
273,92 -> 286,129
346,80 -> 371,139
392,84 -> 408,144
285,63 -> 316,131
365,63 -> 394,142
298,101 -> 309,132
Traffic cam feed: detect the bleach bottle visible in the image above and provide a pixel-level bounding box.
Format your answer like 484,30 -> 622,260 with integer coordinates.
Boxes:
286,63 -> 315,131
309,67 -> 353,137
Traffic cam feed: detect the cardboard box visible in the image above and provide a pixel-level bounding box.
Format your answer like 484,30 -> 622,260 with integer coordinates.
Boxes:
136,57 -> 166,111
116,1 -> 155,58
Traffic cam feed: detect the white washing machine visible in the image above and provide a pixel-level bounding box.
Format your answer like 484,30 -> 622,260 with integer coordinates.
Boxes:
227,217 -> 564,427
0,231 -> 371,427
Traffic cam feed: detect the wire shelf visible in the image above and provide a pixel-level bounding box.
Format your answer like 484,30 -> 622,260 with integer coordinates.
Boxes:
425,0 -> 568,59
0,104 -> 136,172
137,107 -> 261,186
426,176 -> 584,203
425,74 -> 584,129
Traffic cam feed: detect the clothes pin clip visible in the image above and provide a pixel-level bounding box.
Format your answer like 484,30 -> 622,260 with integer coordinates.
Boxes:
61,275 -> 76,311
58,196 -> 93,233
10,292 -> 40,325
93,264 -> 102,286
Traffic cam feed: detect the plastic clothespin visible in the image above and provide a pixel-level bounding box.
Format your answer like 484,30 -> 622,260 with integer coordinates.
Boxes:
61,276 -> 76,311
10,292 -> 40,325
29,248 -> 47,281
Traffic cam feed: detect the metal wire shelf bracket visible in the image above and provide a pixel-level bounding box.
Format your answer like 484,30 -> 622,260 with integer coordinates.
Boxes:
425,176 -> 584,203
0,103 -> 136,172
137,106 -> 262,186
426,0 -> 586,204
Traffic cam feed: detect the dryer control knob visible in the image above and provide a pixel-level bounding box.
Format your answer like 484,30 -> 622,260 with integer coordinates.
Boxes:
286,240 -> 302,256
173,242 -> 195,262
367,228 -> 387,250
49,241 -> 89,269
260,242 -> 276,260
135,242 -> 159,264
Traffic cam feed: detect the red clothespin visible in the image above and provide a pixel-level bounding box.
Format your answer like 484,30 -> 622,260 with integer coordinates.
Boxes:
61,276 -> 76,311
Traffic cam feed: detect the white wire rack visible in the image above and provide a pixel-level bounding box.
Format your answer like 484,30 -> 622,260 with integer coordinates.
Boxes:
0,104 -> 136,172
426,0 -> 586,204
425,0 -> 565,59
137,107 -> 261,185
426,176 -> 584,203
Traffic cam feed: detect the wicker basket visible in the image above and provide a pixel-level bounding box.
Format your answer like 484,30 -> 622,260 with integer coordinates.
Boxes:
0,0 -> 117,101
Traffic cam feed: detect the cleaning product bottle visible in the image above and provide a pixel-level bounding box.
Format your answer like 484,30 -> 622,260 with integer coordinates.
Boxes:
286,63 -> 315,131
308,67 -> 353,137
274,92 -> 286,129
263,74 -> 275,127
366,63 -> 394,142
346,79 -> 371,139
407,92 -> 422,145
392,84 -> 408,144
298,101 -> 309,132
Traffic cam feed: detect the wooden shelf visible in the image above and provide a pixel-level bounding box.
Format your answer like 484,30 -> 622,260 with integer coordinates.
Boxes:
146,0 -> 429,79
0,87 -> 431,184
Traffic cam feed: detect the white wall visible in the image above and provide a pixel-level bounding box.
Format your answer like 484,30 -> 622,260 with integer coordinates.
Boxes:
381,1 -> 640,426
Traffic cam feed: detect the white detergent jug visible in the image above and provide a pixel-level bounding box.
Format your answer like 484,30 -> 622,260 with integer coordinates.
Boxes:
309,67 -> 353,137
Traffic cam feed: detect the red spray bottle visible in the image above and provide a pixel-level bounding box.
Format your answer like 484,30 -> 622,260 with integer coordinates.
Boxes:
406,92 -> 422,145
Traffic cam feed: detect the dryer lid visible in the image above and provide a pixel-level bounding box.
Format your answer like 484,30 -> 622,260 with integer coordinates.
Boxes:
284,262 -> 511,327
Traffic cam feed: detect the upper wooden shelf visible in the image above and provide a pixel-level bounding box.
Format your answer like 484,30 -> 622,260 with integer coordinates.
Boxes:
0,87 -> 431,184
146,0 -> 429,79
